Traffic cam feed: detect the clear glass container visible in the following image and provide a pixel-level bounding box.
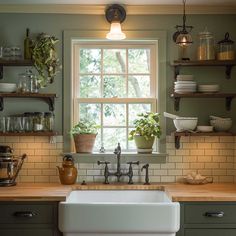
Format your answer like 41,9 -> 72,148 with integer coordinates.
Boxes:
23,112 -> 34,132
33,112 -> 44,132
30,75 -> 39,93
217,32 -> 235,60
44,112 -> 54,131
197,28 -> 215,60
17,73 -> 30,93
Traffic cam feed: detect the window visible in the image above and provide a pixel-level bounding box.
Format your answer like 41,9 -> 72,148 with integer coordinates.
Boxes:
63,30 -> 167,154
72,41 -> 157,151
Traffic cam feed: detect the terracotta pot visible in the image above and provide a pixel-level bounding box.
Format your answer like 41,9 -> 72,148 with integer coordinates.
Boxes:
73,133 -> 97,153
134,135 -> 155,153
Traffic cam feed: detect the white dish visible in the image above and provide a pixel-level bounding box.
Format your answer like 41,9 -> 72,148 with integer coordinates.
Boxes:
0,83 -> 17,93
174,118 -> 198,131
210,119 -> 232,132
197,126 -> 214,132
174,81 -> 196,84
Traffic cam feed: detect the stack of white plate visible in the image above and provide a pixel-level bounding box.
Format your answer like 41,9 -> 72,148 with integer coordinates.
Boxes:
174,75 -> 196,94
0,83 -> 17,93
198,84 -> 220,93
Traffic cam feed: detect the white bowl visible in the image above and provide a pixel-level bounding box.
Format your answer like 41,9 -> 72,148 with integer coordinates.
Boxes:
197,126 -> 214,132
174,118 -> 198,132
210,119 -> 232,132
0,83 -> 17,93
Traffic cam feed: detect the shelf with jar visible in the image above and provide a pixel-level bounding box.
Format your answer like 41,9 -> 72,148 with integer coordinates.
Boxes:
0,59 -> 33,79
0,111 -> 56,137
171,60 -> 236,79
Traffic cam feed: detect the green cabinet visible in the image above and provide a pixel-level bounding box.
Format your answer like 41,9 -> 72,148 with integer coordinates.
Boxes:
0,202 -> 62,236
177,202 -> 236,236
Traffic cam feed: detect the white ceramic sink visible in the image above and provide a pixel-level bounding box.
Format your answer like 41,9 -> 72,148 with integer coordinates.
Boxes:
59,190 -> 180,236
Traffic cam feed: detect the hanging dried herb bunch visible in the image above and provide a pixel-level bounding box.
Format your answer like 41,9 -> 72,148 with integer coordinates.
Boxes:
31,33 -> 61,88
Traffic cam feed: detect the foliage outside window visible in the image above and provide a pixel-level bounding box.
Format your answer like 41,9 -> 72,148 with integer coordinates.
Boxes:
72,41 -> 157,151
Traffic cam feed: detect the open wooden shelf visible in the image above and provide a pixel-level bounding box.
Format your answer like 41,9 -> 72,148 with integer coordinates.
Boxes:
0,93 -> 57,111
0,59 -> 33,79
171,92 -> 236,111
171,60 -> 236,79
0,131 -> 57,136
174,131 -> 235,149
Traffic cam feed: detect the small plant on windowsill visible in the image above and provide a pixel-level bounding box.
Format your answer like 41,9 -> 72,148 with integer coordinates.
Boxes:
128,112 -> 161,154
71,120 -> 100,153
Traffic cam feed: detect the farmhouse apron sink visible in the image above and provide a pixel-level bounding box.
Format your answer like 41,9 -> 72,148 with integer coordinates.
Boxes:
59,190 -> 180,236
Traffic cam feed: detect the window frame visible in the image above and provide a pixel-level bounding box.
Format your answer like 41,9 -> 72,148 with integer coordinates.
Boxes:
63,30 -> 167,155
73,42 -> 157,152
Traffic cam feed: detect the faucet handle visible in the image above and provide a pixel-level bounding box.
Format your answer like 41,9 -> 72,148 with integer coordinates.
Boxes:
127,161 -> 140,166
97,161 -> 110,166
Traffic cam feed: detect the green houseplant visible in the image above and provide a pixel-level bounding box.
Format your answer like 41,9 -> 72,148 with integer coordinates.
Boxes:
129,112 -> 161,153
31,33 -> 61,88
71,120 -> 99,153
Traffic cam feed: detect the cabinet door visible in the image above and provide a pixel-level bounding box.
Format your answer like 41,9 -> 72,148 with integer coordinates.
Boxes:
0,229 -> 53,236
185,203 -> 236,224
0,203 -> 54,224
185,229 -> 236,236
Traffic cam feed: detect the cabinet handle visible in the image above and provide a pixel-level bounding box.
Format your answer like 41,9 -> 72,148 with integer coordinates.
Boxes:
204,211 -> 224,218
13,211 -> 36,218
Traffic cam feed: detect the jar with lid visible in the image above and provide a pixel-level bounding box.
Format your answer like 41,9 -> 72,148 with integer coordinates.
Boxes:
217,32 -> 235,60
197,28 -> 215,60
33,112 -> 44,132
44,112 -> 54,132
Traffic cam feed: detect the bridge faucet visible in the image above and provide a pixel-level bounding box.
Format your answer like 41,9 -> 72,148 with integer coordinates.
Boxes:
98,143 -> 139,184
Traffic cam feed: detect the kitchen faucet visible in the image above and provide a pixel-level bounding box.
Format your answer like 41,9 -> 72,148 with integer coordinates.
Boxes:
97,143 -> 139,184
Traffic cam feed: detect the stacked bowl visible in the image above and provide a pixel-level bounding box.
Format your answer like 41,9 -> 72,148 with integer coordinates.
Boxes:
198,84 -> 220,93
0,83 -> 17,93
174,75 -> 196,94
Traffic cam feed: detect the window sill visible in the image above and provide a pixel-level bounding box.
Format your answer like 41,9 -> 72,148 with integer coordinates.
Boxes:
65,152 -> 168,163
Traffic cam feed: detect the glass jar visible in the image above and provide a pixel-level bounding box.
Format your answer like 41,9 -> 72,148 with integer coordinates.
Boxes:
44,112 -> 54,131
30,75 -> 39,93
17,73 -> 30,93
33,112 -> 44,132
197,28 -> 215,60
217,32 -> 235,60
23,112 -> 34,132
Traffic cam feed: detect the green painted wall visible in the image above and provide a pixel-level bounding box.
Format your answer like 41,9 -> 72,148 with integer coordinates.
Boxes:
0,13 -> 235,134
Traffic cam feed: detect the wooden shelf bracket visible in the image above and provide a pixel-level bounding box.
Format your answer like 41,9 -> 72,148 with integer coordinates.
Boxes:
226,65 -> 233,79
0,66 -> 3,79
175,135 -> 181,149
0,97 -> 3,111
226,96 -> 233,111
45,97 -> 55,111
174,97 -> 180,111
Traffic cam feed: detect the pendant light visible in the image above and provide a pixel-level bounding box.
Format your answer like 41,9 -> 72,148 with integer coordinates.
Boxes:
173,0 -> 193,46
105,4 -> 126,40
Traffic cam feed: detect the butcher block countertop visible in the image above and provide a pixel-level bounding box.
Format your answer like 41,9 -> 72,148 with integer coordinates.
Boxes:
1,183 -> 236,202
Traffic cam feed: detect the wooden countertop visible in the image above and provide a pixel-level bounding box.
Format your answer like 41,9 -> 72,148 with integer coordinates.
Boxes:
1,183 -> 236,202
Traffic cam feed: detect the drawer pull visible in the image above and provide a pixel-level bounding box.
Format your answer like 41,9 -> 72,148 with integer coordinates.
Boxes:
13,211 -> 36,218
204,211 -> 224,218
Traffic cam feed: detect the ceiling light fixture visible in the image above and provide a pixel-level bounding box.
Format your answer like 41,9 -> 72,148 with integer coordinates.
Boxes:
173,0 -> 193,46
105,4 -> 126,40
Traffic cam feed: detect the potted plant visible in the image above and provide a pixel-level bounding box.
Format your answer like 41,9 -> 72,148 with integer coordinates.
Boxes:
31,33 -> 61,88
71,120 -> 99,153
129,112 -> 161,153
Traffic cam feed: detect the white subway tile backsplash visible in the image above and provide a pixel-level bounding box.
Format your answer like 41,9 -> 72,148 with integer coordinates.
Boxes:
0,135 -> 235,184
